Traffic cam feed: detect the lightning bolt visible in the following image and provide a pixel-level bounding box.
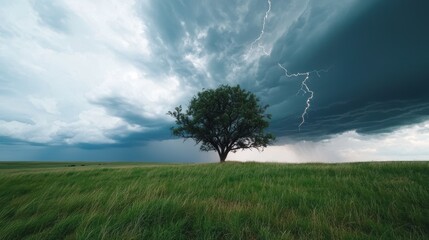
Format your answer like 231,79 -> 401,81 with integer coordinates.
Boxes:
248,0 -> 272,56
246,2 -> 331,131
278,63 -> 329,130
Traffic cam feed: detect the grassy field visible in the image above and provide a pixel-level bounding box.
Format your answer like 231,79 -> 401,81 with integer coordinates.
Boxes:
0,162 -> 428,239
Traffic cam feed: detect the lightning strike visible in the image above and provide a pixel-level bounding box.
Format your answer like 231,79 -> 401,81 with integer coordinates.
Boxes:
247,2 -> 330,131
278,63 -> 329,130
248,0 -> 272,56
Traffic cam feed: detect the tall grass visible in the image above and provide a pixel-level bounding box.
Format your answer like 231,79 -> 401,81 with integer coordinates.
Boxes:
0,162 -> 428,239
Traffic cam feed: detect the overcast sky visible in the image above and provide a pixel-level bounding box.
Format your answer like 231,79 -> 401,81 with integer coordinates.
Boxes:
1,0 -> 428,162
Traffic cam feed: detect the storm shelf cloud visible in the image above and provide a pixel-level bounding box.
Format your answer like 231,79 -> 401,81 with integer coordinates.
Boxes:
0,0 -> 428,162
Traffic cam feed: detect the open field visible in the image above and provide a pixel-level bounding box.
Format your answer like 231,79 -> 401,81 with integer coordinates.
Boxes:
0,162 -> 428,239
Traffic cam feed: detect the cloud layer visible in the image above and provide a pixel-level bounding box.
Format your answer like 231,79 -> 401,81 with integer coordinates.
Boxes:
0,0 -> 428,161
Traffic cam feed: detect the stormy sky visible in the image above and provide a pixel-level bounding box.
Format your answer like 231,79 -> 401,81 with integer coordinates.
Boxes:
1,0 -> 428,162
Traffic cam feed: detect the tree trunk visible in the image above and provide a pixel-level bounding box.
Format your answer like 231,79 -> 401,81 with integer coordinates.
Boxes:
219,151 -> 228,163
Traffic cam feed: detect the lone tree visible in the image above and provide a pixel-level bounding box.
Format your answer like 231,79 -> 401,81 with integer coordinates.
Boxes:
168,85 -> 275,163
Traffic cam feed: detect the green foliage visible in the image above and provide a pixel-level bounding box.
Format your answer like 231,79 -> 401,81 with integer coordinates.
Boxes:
168,85 -> 275,162
0,162 -> 428,239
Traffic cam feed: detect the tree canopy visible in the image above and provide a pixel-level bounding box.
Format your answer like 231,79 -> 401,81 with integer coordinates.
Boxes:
168,85 -> 275,162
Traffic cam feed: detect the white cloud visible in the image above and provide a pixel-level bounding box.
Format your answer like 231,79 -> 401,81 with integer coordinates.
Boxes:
28,96 -> 58,114
62,0 -> 150,57
87,66 -> 190,121
60,108 -> 142,145
0,107 -> 141,145
0,0 -> 182,145
230,120 -> 429,162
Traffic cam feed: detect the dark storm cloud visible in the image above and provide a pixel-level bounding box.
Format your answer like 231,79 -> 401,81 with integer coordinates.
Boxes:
89,96 -> 174,145
130,0 -> 262,88
247,0 -> 429,140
